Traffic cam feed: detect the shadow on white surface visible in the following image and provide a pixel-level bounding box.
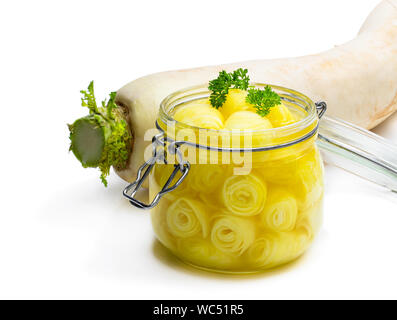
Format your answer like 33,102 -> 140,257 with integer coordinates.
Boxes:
37,172 -> 145,222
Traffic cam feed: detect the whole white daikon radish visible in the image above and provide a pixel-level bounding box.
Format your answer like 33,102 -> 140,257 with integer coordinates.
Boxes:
69,0 -> 397,185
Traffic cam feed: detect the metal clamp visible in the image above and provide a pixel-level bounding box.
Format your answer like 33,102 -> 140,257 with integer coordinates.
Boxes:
122,132 -> 190,209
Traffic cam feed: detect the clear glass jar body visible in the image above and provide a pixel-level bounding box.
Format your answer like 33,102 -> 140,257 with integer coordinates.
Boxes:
149,84 -> 324,273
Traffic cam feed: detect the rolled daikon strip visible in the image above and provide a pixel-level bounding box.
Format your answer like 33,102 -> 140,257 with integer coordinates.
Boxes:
223,111 -> 273,148
177,237 -> 234,269
189,164 -> 228,193
177,237 -> 213,262
261,187 -> 298,232
173,100 -> 224,130
222,174 -> 267,216
247,233 -> 282,267
151,200 -> 177,251
266,103 -> 296,128
260,146 -> 324,211
220,89 -> 255,119
224,111 -> 273,131
291,219 -> 314,256
297,196 -> 324,235
166,197 -> 209,238
151,163 -> 194,202
293,148 -> 324,211
211,215 -> 255,255
248,230 -> 308,268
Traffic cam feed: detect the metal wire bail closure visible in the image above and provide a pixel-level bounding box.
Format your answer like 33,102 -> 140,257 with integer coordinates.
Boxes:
122,132 -> 190,209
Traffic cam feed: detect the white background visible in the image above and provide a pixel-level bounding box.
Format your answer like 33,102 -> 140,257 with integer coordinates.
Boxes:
1,0 -> 397,299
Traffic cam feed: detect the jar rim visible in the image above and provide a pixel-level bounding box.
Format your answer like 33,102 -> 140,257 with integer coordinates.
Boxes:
159,83 -> 318,137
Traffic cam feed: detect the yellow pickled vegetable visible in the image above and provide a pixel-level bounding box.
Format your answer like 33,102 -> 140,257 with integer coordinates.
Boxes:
177,238 -> 213,265
221,89 -> 255,119
248,228 -> 312,268
257,157 -> 299,184
188,164 -> 227,193
153,223 -> 177,251
222,174 -> 267,216
261,187 -> 298,232
297,196 -> 324,233
288,220 -> 313,257
258,146 -> 313,184
198,191 -> 223,213
177,238 -> 234,269
166,197 -> 209,238
173,100 -> 224,129
151,200 -> 177,251
295,219 -> 313,241
290,148 -> 324,211
258,146 -> 324,211
152,164 -> 190,201
266,103 -> 295,128
148,85 -> 324,272
224,111 -> 272,130
247,233 -> 282,267
295,182 -> 323,212
224,111 -> 273,148
175,97 -> 212,111
211,215 -> 255,255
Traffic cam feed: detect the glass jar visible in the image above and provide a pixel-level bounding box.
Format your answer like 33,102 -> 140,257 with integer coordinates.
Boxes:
123,82 -> 397,273
144,84 -> 324,273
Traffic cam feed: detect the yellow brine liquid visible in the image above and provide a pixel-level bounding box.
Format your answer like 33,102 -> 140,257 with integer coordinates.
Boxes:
150,89 -> 324,273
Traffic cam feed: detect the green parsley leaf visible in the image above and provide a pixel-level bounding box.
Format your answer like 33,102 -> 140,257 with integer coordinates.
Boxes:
246,85 -> 281,117
208,68 -> 250,108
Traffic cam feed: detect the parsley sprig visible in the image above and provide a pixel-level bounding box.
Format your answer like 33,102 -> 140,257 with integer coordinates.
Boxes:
246,86 -> 281,116
208,68 -> 250,109
208,68 -> 281,117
